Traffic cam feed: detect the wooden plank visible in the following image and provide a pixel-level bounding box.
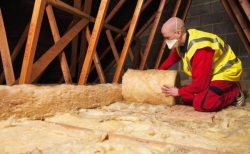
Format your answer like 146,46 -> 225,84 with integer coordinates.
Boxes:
181,0 -> 192,20
106,30 -> 120,63
78,0 -> 110,85
154,41 -> 166,68
113,0 -> 144,83
91,0 -> 126,83
78,0 -> 92,80
19,0 -> 47,84
154,0 -> 182,69
132,39 -> 141,69
47,0 -> 127,36
86,27 -> 106,83
156,105 -> 215,123
227,0 -> 250,42
139,0 -> 167,70
14,18 -> 89,84
104,0 -> 126,23
70,0 -> 82,78
221,0 -> 250,56
50,122 -> 229,154
46,5 -> 72,84
95,0 -> 153,63
0,21 -> 29,84
0,9 -> 15,85
239,0 -> 250,21
91,0 -> 153,76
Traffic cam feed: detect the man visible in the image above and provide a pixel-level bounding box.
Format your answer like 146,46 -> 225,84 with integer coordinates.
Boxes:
158,17 -> 245,112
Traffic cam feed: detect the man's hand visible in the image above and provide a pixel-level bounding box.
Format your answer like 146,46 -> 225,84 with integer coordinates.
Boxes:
161,85 -> 179,96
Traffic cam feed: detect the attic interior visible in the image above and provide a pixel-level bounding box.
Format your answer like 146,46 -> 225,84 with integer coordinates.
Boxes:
0,0 -> 249,85
1,0 -> 250,153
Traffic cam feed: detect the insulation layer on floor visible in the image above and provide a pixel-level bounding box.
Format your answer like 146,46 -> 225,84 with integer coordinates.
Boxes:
0,101 -> 250,154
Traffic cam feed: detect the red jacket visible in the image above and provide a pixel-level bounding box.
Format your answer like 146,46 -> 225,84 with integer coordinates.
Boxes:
158,47 -> 214,97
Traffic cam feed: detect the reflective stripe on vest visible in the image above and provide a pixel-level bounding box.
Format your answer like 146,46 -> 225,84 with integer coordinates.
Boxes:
181,29 -> 242,81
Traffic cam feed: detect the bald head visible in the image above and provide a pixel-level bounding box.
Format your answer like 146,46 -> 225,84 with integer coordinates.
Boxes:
161,17 -> 184,37
161,17 -> 186,46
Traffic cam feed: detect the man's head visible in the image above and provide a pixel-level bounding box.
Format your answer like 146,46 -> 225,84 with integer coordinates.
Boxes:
161,17 -> 186,49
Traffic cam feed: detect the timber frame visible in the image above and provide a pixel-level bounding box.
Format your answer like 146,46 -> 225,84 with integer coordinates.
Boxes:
0,0 -> 249,85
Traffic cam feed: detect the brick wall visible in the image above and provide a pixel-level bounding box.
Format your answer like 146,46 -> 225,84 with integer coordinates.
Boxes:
138,0 -> 250,90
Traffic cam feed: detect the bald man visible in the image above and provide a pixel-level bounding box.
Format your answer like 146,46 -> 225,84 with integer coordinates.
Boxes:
159,17 -> 244,112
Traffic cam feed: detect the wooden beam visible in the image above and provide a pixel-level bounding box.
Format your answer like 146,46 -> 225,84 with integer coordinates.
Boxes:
19,0 -> 47,84
132,39 -> 141,69
97,0 -> 153,66
50,122 -> 229,154
0,21 -> 29,84
113,0 -> 144,83
221,0 -> 250,56
104,0 -> 126,23
181,0 -> 192,21
239,0 -> 250,21
92,0 -> 126,83
105,30 -> 121,66
14,18 -> 89,84
47,0 -> 127,36
86,27 -> 106,83
139,0 -> 167,70
227,0 -> 250,42
78,0 -> 110,85
77,0 -> 92,80
70,0 -> 82,78
0,9 -> 15,85
154,0 -> 182,68
46,5 -> 72,84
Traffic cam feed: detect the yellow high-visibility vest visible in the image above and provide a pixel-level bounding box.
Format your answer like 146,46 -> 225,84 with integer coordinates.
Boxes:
178,29 -> 242,81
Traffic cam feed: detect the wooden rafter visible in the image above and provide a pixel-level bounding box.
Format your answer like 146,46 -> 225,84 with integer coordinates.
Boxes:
221,0 -> 250,56
227,0 -> 250,42
46,5 -> 72,84
77,0 -> 93,80
239,0 -> 250,21
139,0 -> 168,70
0,9 -> 15,85
0,21 -> 29,84
19,0 -> 47,84
78,0 -> 110,85
113,0 -> 144,83
70,0 -> 82,78
14,18 -> 89,84
154,0 -> 182,68
92,0 -> 153,77
47,0 -> 127,37
86,27 -> 106,83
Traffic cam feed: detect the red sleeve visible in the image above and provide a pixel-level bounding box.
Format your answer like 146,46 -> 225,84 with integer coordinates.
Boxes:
178,47 -> 214,96
158,49 -> 181,70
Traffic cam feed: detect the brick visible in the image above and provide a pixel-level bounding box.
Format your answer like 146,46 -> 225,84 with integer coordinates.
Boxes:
223,13 -> 231,22
212,1 -> 224,13
241,68 -> 250,80
225,33 -> 243,45
239,44 -> 249,56
189,4 -> 212,16
239,57 -> 250,69
195,25 -> 213,33
191,0 -> 201,6
230,44 -> 240,56
213,22 -> 236,34
185,16 -> 200,28
200,12 -> 224,26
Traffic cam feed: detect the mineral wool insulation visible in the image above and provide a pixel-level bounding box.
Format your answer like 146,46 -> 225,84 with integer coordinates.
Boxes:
0,102 -> 250,154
